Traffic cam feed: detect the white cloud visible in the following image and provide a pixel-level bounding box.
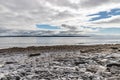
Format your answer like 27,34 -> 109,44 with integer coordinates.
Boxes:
0,0 -> 120,36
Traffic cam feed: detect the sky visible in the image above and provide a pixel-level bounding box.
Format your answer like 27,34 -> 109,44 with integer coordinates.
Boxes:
0,0 -> 120,36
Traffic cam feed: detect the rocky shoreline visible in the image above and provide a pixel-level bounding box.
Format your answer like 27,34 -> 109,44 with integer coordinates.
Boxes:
0,44 -> 120,80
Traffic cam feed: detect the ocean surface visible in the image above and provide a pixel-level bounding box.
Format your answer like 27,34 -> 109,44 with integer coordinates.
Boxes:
0,36 -> 120,49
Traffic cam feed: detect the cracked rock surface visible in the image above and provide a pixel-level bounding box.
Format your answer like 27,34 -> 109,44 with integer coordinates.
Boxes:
0,45 -> 120,80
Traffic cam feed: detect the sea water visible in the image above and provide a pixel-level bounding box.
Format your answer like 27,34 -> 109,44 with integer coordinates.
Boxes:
0,36 -> 120,49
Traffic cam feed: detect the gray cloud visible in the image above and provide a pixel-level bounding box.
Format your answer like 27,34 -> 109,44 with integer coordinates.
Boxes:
0,27 -> 10,33
80,0 -> 108,8
0,0 -> 39,11
0,0 -> 119,36
52,11 -> 75,20
58,31 -> 82,36
61,24 -> 77,30
0,28 -> 58,36
46,0 -> 79,9
80,0 -> 120,8
0,24 -> 84,36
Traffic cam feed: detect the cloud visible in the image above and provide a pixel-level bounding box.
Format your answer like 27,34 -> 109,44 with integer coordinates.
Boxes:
0,27 -> 10,34
90,15 -> 120,28
0,0 -> 120,36
93,16 -> 120,24
80,0 -> 109,8
0,28 -> 59,36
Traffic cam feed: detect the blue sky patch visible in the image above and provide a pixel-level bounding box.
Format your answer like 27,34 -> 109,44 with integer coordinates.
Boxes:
89,8 -> 120,21
109,8 -> 120,15
99,28 -> 120,34
36,24 -> 60,30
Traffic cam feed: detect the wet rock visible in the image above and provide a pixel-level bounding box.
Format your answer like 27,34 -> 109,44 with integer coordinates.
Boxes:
17,64 -> 26,69
107,63 -> 120,68
74,57 -> 89,66
110,47 -> 118,50
26,75 -> 40,80
19,71 -> 26,77
5,61 -> 17,64
81,72 -> 94,80
28,53 -> 41,57
100,72 -> 111,78
0,74 -> 20,80
107,64 -> 120,74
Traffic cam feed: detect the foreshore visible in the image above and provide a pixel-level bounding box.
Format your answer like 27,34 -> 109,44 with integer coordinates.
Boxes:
0,44 -> 120,80
1,44 -> 120,53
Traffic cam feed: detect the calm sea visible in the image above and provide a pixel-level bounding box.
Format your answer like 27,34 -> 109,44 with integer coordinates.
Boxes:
0,36 -> 120,49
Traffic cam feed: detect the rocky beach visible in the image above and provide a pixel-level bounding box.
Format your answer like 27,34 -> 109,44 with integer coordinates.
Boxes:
0,44 -> 120,80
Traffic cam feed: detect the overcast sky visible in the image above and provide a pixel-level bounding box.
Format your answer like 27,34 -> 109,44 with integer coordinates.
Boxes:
0,0 -> 120,36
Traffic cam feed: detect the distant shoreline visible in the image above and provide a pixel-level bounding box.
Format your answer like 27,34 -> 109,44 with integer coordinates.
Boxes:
0,36 -> 90,37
